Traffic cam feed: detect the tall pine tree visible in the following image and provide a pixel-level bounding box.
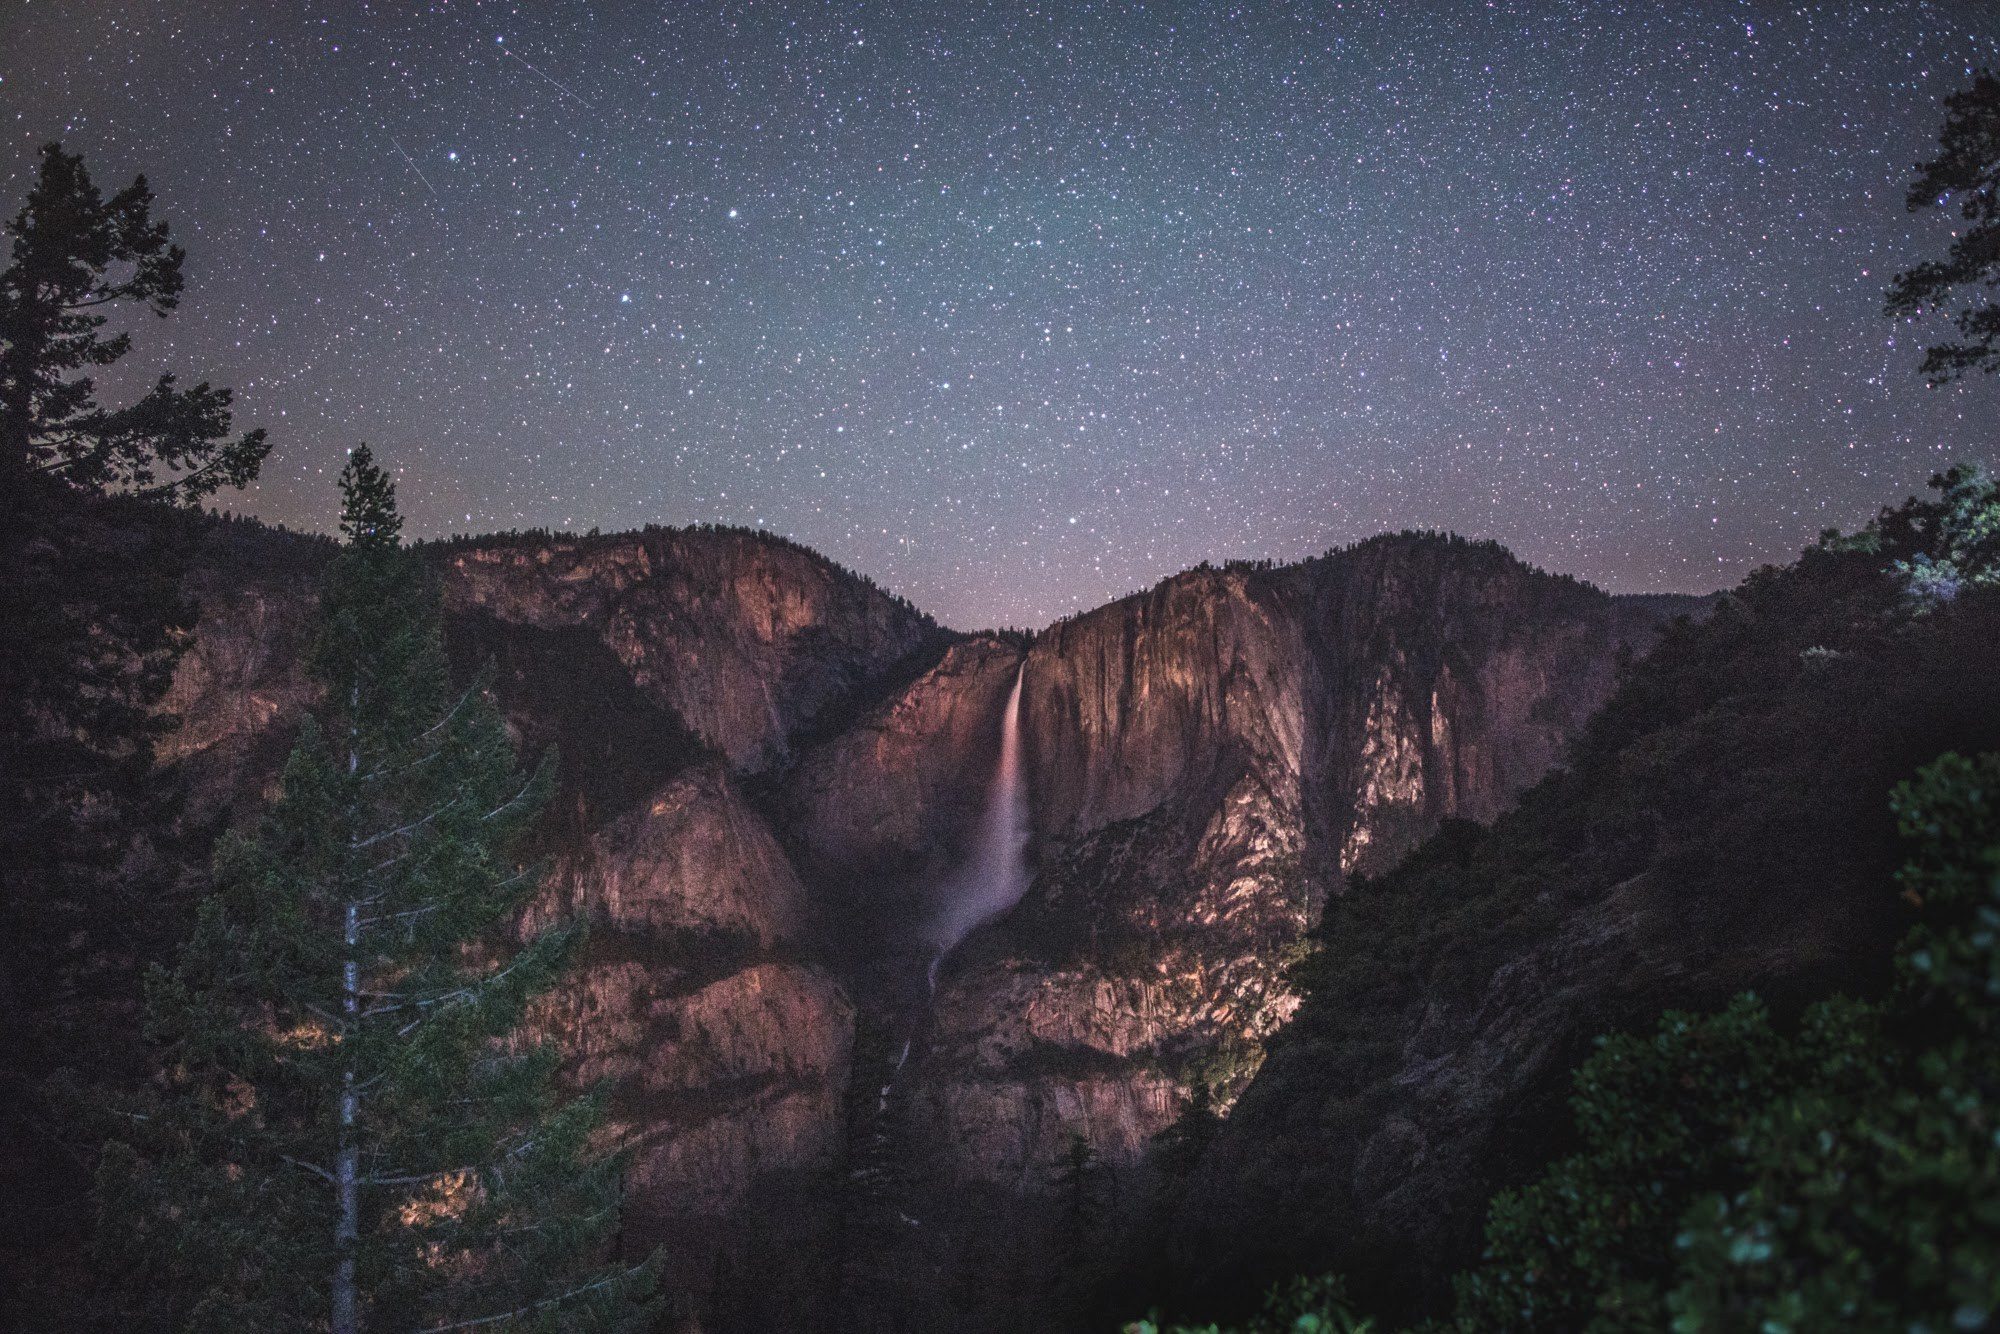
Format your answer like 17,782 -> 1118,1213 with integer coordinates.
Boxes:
1886,72 -> 2000,383
0,144 -> 270,1314
98,447 -> 657,1332
0,141 -> 268,499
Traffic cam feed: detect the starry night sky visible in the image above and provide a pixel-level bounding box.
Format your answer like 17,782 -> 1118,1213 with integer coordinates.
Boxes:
5,2 -> 1999,629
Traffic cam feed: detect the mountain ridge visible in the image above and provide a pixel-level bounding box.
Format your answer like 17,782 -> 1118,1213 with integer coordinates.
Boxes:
31,489 -> 1701,1331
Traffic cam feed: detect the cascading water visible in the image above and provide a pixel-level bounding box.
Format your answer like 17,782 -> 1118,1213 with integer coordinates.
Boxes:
923,659 -> 1031,987
877,658 -> 1031,1103
838,657 -> 1033,1321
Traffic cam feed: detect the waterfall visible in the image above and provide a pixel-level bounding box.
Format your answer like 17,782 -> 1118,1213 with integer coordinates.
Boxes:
853,657 -> 1031,1234
922,660 -> 1030,987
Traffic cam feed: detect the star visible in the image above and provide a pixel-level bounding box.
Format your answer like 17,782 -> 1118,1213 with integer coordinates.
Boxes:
2,1 -> 1991,628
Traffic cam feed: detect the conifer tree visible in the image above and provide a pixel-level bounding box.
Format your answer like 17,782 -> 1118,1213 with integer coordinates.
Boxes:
1887,72 -> 2000,382
0,144 -> 270,1314
99,447 -> 657,1332
0,141 -> 268,499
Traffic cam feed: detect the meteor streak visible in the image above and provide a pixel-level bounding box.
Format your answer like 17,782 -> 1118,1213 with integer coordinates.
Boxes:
387,137 -> 441,202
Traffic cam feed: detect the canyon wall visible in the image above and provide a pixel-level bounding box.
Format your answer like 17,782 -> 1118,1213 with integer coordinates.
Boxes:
437,528 -> 942,771
156,523 -> 934,1324
154,515 -> 1692,1330
777,535 -> 1689,1197
1157,551 -> 2000,1322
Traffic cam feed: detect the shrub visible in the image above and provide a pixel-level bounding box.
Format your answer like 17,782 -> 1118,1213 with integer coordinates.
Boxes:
1448,751 -> 2000,1333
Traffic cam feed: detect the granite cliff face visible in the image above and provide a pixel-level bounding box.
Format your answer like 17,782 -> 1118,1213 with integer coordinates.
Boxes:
783,636 -> 1023,898
151,515 -> 1688,1330
777,536 -> 1683,1199
1154,545 -> 2000,1322
154,527 -> 329,822
520,763 -> 853,1263
439,527 -> 940,771
154,523 -> 932,1325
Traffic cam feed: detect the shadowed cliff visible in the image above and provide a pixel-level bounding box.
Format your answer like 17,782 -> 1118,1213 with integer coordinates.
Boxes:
1148,511 -> 2000,1326
98,506 -> 1693,1332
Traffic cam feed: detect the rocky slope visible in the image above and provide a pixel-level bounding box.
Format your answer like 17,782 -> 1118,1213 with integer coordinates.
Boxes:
782,635 -> 1024,905
779,536 -> 1690,1204
151,520 -> 935,1326
520,762 -> 851,1221
436,527 -> 942,771
143,514 -> 1692,1331
1155,532 -> 2000,1323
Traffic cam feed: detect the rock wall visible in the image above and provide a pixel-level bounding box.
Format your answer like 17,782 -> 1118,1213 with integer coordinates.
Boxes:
153,514 -> 1692,1330
440,528 -> 939,771
1023,564 -> 1309,840
521,766 -> 852,1226
1284,535 -> 1659,875
1158,556 -> 2000,1321
780,534 -> 1688,1192
156,522 -> 934,1286
782,636 -> 1023,893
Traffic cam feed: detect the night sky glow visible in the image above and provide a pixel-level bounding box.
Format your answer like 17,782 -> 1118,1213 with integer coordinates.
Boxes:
5,1 -> 1998,628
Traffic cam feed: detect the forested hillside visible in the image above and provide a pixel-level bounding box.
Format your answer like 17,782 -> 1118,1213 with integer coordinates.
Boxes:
1139,469 -> 2000,1328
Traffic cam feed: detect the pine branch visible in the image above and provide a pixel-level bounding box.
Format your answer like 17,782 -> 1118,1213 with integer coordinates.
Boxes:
484,1202 -> 617,1238
281,1155 -> 338,1185
480,773 -> 542,825
389,949 -> 542,1035
362,1134 -> 540,1189
30,450 -> 107,477
359,747 -> 446,785
412,680 -> 484,747
410,1263 -> 651,1333
126,451 -> 234,500
351,797 -> 461,850
356,902 -> 444,931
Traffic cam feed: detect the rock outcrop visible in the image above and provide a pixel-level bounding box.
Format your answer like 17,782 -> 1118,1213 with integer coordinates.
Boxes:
439,528 -> 940,771
521,766 -> 852,1228
147,512 -> 1694,1332
782,636 -> 1023,896
154,525 -> 331,822
781,535 -> 1689,1195
1157,545 -> 2000,1321
154,521 -> 933,1312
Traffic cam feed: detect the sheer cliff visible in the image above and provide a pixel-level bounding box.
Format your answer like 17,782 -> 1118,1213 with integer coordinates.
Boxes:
774,537 -> 1687,1204
1153,532 -> 2000,1324
140,514 -> 1690,1331
154,522 -> 936,1326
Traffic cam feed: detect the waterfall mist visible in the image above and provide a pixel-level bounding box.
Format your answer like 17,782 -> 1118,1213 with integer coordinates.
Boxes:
923,661 -> 1030,982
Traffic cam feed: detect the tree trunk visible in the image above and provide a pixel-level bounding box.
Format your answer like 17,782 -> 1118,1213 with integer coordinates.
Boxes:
335,892 -> 360,1334
335,703 -> 361,1334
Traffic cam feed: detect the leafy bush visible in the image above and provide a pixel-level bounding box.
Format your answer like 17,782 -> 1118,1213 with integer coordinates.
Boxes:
1893,465 -> 2000,610
1448,750 -> 2000,1333
1125,1275 -> 1375,1334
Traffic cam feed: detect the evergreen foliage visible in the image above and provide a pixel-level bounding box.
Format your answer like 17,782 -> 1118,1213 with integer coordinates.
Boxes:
1125,1276 -> 1375,1334
1131,747 -> 2000,1334
1886,71 -> 2000,382
0,142 -> 269,500
1446,749 -> 2000,1332
0,145 -> 272,1318
94,448 -> 657,1332
0,488 -> 203,1320
1891,464 -> 2000,609
1124,462 -> 2000,1330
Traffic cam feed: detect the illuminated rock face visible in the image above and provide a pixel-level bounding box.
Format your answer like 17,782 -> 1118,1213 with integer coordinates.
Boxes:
159,527 -> 933,1275
821,537 -> 1673,1187
783,636 -> 1023,892
518,763 -> 853,1218
438,527 -> 940,771
158,518 -> 1681,1325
